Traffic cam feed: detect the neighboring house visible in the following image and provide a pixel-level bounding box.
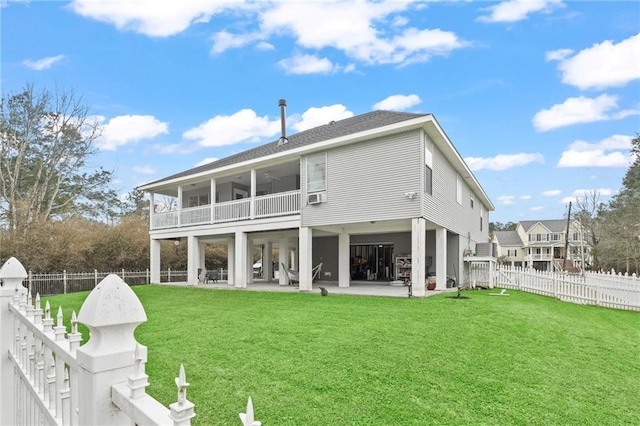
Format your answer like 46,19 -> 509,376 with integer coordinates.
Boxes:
493,219 -> 591,272
139,103 -> 494,297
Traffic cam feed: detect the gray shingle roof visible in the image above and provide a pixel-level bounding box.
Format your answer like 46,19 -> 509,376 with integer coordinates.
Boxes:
519,219 -> 569,233
145,110 -> 426,186
494,231 -> 522,246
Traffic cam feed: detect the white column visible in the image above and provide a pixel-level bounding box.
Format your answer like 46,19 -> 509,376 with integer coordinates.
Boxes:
0,258 -> 27,426
210,178 -> 216,224
235,231 -> 248,288
338,232 -> 350,288
149,193 -> 155,230
250,169 -> 256,219
435,227 -> 447,290
177,186 -> 183,227
264,242 -> 273,282
298,227 -> 313,291
227,238 -> 235,285
278,238 -> 290,286
411,218 -> 427,297
199,242 -> 206,282
248,240 -> 254,284
187,235 -> 200,286
150,239 -> 161,283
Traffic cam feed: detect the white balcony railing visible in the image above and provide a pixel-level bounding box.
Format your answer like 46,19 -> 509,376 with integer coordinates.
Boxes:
151,190 -> 301,230
254,190 -> 300,218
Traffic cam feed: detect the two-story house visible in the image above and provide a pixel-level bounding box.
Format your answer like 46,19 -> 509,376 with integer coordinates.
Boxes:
493,219 -> 591,272
139,103 -> 494,297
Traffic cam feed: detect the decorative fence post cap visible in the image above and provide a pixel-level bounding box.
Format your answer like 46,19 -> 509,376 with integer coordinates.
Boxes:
78,274 -> 147,327
0,257 -> 28,280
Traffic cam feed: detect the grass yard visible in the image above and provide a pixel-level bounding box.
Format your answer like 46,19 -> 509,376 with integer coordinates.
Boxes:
48,286 -> 639,425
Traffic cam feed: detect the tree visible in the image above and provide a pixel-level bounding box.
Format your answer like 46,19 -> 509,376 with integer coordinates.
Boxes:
597,134 -> 640,274
0,83 -> 117,236
572,190 -> 606,270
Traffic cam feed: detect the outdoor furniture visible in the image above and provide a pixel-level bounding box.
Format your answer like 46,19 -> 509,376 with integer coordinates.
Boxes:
281,262 -> 323,286
204,271 -> 218,283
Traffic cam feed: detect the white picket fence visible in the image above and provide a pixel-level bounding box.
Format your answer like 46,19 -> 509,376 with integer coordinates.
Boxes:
469,263 -> 640,311
0,257 -> 260,426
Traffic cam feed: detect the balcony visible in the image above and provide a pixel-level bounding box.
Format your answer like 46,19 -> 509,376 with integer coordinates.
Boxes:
151,190 -> 301,230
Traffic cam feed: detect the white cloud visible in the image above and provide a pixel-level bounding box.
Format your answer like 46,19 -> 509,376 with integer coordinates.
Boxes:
545,48 -> 573,62
464,153 -> 544,171
547,33 -> 640,90
291,104 -> 354,132
373,94 -> 421,111
542,190 -> 561,196
532,94 -> 639,132
497,195 -> 516,206
278,54 -> 337,75
477,0 -> 564,23
133,165 -> 156,174
97,115 -> 169,151
71,1 -> 466,67
183,109 -> 280,147
520,195 -> 532,200
255,41 -> 274,51
531,206 -> 544,211
195,157 -> 218,167
211,30 -> 262,54
69,0 -> 243,37
23,54 -> 65,70
557,134 -> 634,168
257,2 -> 466,65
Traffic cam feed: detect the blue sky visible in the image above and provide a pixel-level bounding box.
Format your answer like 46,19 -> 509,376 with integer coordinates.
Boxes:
2,0 -> 639,224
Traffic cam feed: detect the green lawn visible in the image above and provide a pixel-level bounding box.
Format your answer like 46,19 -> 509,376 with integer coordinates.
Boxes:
48,286 -> 639,425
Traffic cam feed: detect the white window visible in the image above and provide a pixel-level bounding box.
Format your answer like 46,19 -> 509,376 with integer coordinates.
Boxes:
307,153 -> 326,193
456,174 -> 462,205
424,139 -> 433,196
188,194 -> 209,207
470,196 -> 474,209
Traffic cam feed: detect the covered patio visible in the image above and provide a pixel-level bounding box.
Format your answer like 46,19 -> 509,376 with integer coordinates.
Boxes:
156,278 -> 458,298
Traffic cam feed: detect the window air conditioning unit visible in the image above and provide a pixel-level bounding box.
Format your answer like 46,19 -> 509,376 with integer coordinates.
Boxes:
308,193 -> 322,205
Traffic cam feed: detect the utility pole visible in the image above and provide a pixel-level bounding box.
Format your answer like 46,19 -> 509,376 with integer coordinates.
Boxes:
563,201 -> 572,272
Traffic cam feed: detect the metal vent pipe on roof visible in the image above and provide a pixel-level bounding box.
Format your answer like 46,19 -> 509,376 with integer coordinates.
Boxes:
278,99 -> 288,145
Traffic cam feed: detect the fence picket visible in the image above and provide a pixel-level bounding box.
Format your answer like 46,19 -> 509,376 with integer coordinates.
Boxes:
488,265 -> 639,311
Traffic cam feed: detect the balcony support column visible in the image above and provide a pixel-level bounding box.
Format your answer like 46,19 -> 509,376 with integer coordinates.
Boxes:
278,238 -> 290,286
227,238 -> 235,285
435,227 -> 447,290
150,238 -> 161,284
298,227 -> 313,292
247,240 -> 254,284
338,232 -> 350,288
264,242 -> 273,282
187,235 -> 200,286
411,218 -> 427,297
235,231 -> 248,288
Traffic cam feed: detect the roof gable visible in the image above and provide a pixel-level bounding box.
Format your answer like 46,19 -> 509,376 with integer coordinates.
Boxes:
144,110 -> 425,186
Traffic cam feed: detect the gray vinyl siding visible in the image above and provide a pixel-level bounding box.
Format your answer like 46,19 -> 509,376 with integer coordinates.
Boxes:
302,130 -> 422,227
422,136 -> 489,247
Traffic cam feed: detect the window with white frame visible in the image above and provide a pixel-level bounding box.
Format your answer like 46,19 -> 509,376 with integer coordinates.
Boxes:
424,139 -> 433,195
470,196 -> 474,209
188,193 -> 209,207
507,249 -> 517,257
456,174 -> 462,205
307,153 -> 326,193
